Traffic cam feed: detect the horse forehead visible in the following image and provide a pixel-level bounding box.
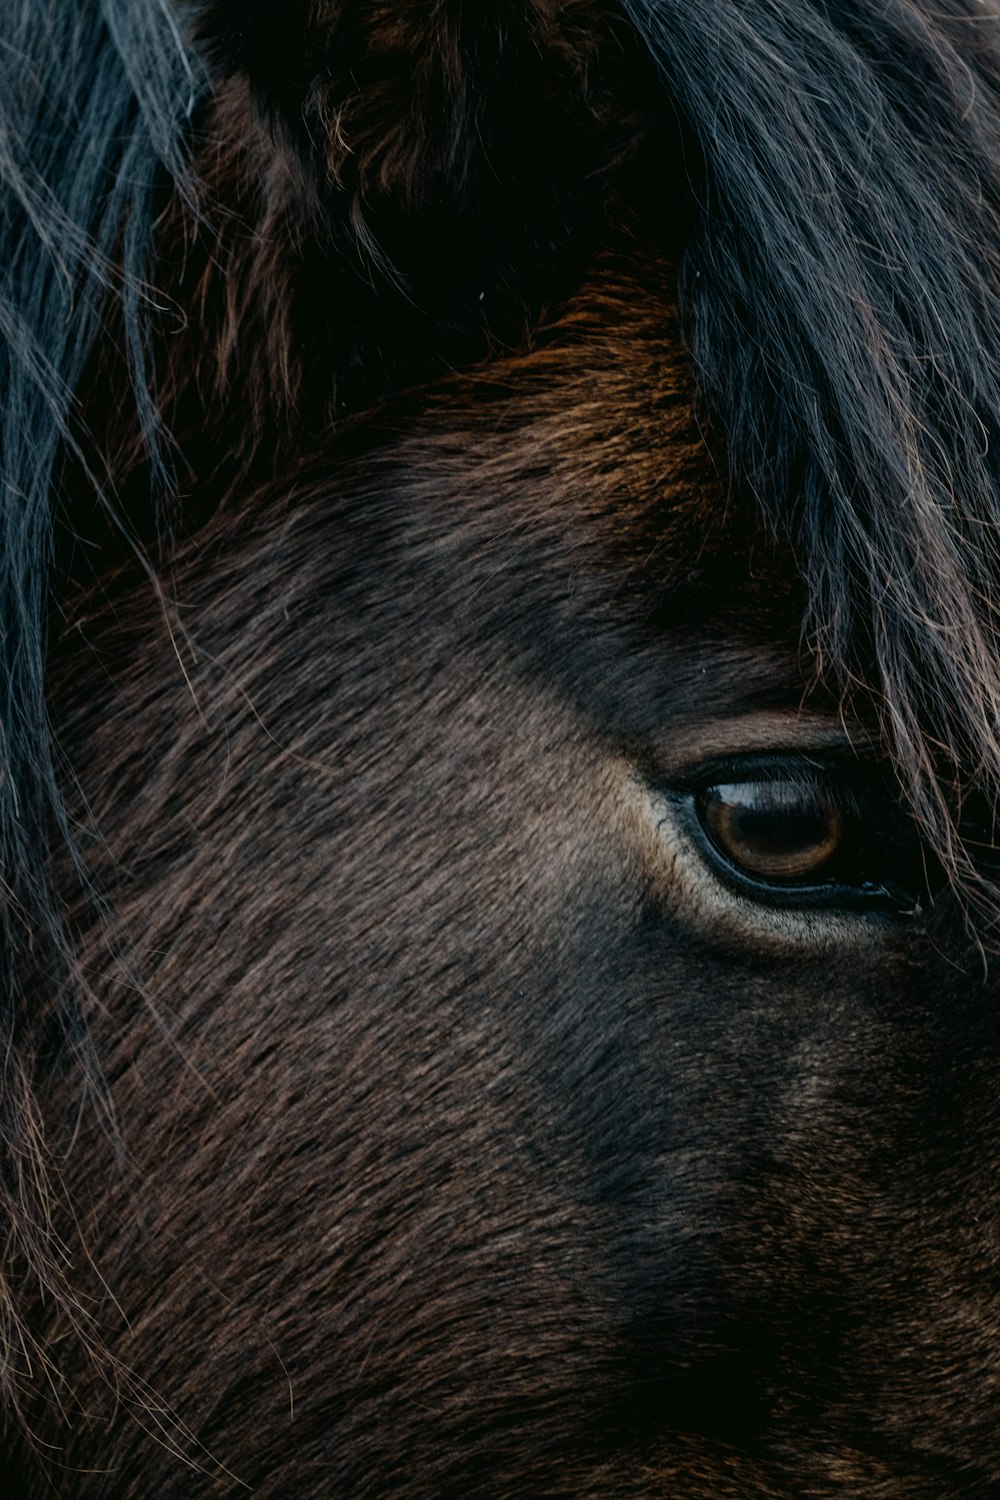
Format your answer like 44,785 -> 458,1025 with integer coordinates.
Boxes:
415,252 -> 698,470
389,263 -> 739,578
389,372 -> 797,668
240,259 -> 810,718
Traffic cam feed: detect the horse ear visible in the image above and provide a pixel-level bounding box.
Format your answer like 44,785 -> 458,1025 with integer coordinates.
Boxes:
198,2 -> 603,199
194,1 -> 656,276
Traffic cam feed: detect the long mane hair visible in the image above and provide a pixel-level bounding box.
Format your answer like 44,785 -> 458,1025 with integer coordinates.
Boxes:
3,0 -> 1000,1418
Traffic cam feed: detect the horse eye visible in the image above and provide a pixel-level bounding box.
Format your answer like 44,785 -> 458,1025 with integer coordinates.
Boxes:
680,763 -> 921,914
698,780 -> 847,884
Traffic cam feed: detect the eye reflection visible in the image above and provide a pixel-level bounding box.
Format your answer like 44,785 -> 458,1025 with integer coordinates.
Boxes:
697,780 -> 848,884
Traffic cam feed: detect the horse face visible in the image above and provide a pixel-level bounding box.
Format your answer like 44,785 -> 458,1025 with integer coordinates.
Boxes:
36,250 -> 1000,1497
6,1 -> 1000,1493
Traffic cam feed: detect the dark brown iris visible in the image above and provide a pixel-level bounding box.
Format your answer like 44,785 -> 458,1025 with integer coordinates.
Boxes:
699,780 -> 846,884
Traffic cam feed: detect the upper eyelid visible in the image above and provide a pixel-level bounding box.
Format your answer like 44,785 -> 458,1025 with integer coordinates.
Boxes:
631,715 -> 872,781
696,774 -> 867,816
661,752 -> 881,798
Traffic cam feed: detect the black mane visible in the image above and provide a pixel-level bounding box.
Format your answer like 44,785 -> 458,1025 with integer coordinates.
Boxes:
0,0 -> 206,1395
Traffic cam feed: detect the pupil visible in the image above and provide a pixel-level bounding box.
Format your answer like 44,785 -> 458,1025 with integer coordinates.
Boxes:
701,781 -> 845,883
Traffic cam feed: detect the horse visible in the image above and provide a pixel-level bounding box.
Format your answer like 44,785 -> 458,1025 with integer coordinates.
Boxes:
3,0 -> 1000,1493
